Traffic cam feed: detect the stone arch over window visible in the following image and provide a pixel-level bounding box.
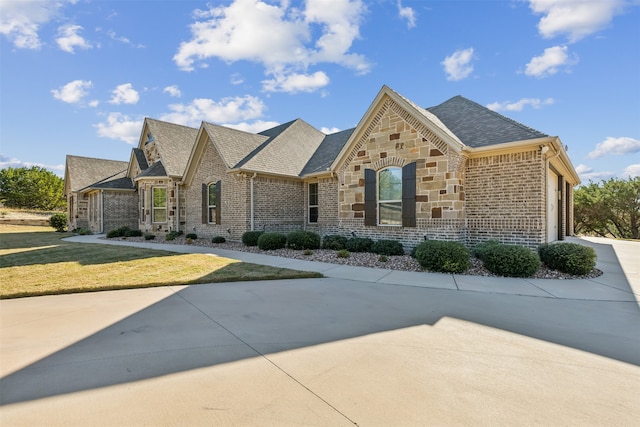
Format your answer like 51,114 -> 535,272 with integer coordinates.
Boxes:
372,156 -> 405,171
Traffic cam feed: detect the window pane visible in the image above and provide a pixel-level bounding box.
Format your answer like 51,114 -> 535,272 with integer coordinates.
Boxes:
378,168 -> 402,201
309,183 -> 318,206
309,206 -> 318,223
153,208 -> 167,223
379,202 -> 401,225
208,183 -> 216,206
208,207 -> 216,223
153,188 -> 166,207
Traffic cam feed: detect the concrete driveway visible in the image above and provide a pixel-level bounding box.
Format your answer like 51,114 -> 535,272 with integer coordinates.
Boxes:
1,236 -> 639,425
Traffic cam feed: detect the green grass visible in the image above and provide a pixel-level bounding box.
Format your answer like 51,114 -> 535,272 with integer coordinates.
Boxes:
0,225 -> 321,299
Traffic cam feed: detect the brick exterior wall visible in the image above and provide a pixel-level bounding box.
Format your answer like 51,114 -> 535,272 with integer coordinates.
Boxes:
464,150 -> 546,247
252,176 -> 304,233
103,191 -> 138,232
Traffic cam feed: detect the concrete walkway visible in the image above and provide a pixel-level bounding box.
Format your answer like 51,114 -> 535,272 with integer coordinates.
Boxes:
1,236 -> 639,425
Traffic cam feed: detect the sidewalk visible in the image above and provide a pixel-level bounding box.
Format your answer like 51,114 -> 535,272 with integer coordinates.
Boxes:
64,234 -> 639,303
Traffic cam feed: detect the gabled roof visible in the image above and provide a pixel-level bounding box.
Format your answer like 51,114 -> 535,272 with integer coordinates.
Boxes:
80,170 -> 134,193
301,128 -> 355,176
234,119 -> 326,177
135,161 -> 167,179
202,122 -> 268,168
427,96 -> 548,148
142,118 -> 198,177
132,148 -> 149,171
64,155 -> 128,195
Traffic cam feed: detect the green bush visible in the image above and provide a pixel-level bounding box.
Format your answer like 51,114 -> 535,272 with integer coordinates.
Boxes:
106,229 -> 121,238
346,237 -> 374,253
144,233 -> 155,240
287,230 -> 321,250
371,239 -> 404,256
337,249 -> 350,258
322,235 -> 348,250
472,239 -> 501,260
378,255 -> 388,262
303,249 -> 313,256
125,229 -> 143,237
242,231 -> 264,246
106,226 -> 131,238
72,227 -> 92,235
211,236 -> 226,243
185,233 -> 198,240
257,232 -> 287,250
414,240 -> 469,273
165,230 -> 182,241
49,213 -> 67,232
482,244 -> 540,277
538,242 -> 596,275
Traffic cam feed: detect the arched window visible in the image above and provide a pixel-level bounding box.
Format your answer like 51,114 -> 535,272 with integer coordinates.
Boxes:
208,182 -> 217,223
378,167 -> 402,225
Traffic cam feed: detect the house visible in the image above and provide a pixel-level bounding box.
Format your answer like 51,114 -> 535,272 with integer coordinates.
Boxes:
65,85 -> 579,248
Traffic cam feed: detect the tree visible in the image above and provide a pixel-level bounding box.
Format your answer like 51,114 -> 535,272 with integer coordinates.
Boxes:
0,166 -> 66,210
574,177 -> 639,240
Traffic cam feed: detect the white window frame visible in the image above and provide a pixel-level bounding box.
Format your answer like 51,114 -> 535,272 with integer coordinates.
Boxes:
377,167 -> 402,226
207,182 -> 217,224
152,186 -> 167,223
140,188 -> 146,223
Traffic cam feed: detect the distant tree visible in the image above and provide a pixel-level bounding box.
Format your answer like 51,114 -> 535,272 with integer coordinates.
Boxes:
574,177 -> 639,240
0,166 -> 66,210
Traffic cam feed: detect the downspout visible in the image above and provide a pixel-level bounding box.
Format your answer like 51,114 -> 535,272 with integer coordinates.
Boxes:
100,190 -> 104,234
175,183 -> 180,233
250,173 -> 257,231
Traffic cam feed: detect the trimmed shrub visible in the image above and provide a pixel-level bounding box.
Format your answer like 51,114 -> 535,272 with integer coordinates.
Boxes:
346,237 -> 374,253
73,228 -> 92,235
482,244 -> 540,277
538,242 -> 596,276
414,240 -> 469,274
144,233 -> 155,240
211,236 -> 226,243
378,255 -> 388,262
337,249 -> 350,258
371,239 -> 404,256
303,249 -> 313,256
287,230 -> 321,250
242,231 -> 264,246
185,233 -> 198,240
473,239 -> 501,260
107,226 -> 131,238
322,235 -> 348,250
106,229 -> 121,238
125,229 -> 143,237
257,232 -> 287,250
165,230 -> 182,241
50,213 -> 67,232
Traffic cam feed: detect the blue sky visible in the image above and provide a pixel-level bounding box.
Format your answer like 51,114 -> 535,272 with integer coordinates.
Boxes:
1,0 -> 639,182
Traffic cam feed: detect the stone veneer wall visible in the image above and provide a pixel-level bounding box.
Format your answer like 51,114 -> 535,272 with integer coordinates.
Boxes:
183,137 -> 249,240
334,97 -> 466,249
138,178 -> 180,233
464,150 -> 546,248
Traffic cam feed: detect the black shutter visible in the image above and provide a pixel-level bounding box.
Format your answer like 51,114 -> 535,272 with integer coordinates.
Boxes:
402,162 -> 416,227
201,183 -> 207,224
215,180 -> 221,224
364,169 -> 376,226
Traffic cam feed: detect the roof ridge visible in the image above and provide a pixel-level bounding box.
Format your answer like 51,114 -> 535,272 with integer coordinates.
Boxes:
66,154 -> 128,163
233,120 -> 298,168
146,117 -> 199,131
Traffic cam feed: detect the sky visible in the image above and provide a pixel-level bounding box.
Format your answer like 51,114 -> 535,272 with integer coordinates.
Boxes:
1,0 -> 639,183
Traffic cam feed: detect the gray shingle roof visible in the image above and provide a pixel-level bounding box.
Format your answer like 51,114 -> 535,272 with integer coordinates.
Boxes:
202,122 -> 268,168
301,127 -> 355,175
136,161 -> 167,179
236,119 -> 325,177
427,95 -> 548,148
145,118 -> 198,176
65,155 -> 128,193
132,148 -> 148,171
81,170 -> 134,191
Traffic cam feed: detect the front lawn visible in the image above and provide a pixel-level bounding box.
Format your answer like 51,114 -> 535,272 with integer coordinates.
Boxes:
0,225 -> 321,299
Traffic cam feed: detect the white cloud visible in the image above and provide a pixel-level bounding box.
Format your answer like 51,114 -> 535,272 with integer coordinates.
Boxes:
321,126 -> 341,134
109,83 -> 140,105
106,30 -> 144,48
163,85 -> 182,98
173,0 -> 369,93
441,47 -> 474,81
623,164 -> 640,178
160,95 -> 267,127
588,137 -> 640,159
231,73 -> 244,85
0,154 -> 64,173
528,0 -> 625,42
226,120 -> 281,134
486,97 -> 554,112
397,1 -> 416,29
575,164 -> 614,181
51,79 -> 92,104
262,70 -> 330,93
56,24 -> 91,53
525,45 -> 577,78
94,113 -> 143,145
0,0 -> 69,49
